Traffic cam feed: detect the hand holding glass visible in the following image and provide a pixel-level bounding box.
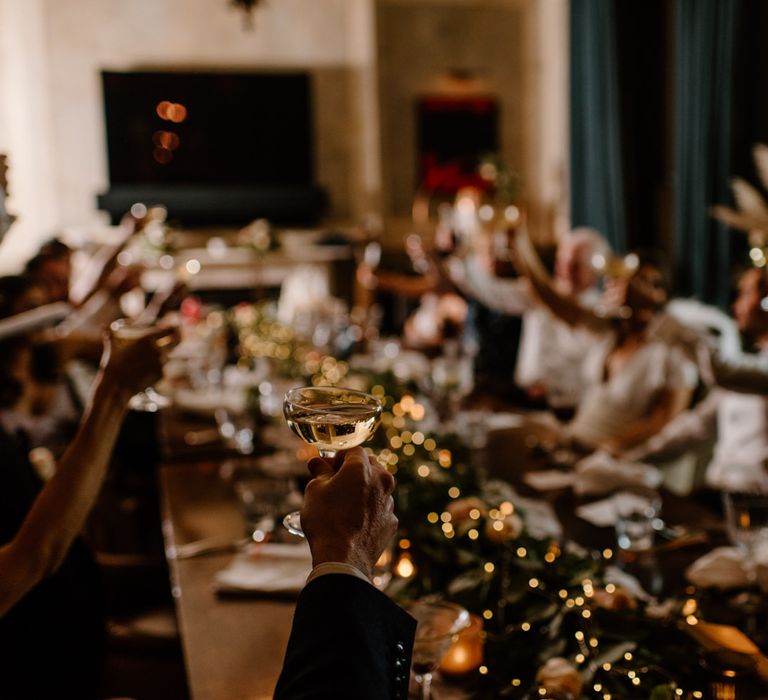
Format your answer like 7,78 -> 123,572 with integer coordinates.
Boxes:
282,386 -> 383,536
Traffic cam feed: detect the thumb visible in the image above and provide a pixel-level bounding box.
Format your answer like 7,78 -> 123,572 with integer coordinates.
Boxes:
307,457 -> 335,480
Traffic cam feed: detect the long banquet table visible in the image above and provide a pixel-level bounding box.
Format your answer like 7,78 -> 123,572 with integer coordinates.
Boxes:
159,411 -> 765,699
160,461 -> 295,700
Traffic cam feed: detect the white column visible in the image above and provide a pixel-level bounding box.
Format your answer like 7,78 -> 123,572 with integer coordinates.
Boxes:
0,0 -> 60,272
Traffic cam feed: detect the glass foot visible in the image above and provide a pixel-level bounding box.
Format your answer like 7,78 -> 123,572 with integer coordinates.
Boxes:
283,510 -> 305,538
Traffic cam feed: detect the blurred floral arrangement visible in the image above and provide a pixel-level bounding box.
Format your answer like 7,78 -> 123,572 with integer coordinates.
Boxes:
231,302 -> 760,699
712,142 -> 768,268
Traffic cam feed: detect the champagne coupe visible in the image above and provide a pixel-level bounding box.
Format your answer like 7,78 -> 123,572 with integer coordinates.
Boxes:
282,386 -> 383,536
406,600 -> 470,700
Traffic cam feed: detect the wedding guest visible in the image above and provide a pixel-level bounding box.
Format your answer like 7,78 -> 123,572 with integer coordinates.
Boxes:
560,255 -> 697,454
0,321 -> 178,698
448,227 -> 611,409
358,234 -> 468,352
274,447 -> 416,700
627,266 -> 768,492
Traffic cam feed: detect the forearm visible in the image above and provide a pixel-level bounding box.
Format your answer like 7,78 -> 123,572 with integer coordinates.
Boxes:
624,393 -> 719,461
0,374 -> 129,615
462,256 -> 530,314
611,390 -> 692,450
709,350 -> 768,394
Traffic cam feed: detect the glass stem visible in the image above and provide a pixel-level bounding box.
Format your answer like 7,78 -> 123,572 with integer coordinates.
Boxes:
420,672 -> 433,700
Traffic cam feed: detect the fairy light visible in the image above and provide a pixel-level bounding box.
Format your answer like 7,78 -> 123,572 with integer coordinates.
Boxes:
686,615 -> 699,626
401,430 -> 413,443
593,683 -> 602,692
574,631 -> 584,641
602,663 -> 611,671
489,508 -> 501,519
581,610 -> 592,619
575,653 -> 585,663
511,679 -> 521,687
628,671 -> 637,679
395,553 -> 415,578
492,520 -> 504,531
440,512 -> 452,522
589,638 -> 599,648
392,416 -> 406,429
427,512 -> 439,524
544,552 -> 556,563
682,599 -> 697,616
390,436 -> 403,449
558,589 -> 568,599
417,465 -> 430,478
478,666 -> 488,675
399,539 -> 411,550
484,562 -> 495,574
602,548 -> 614,559
632,678 -> 641,686
565,599 -> 575,608
517,547 -> 528,557
574,596 -> 585,606
441,523 -> 453,534
424,438 -> 437,451
500,501 -> 514,515
483,610 -> 493,620
521,622 -> 531,631
410,404 -> 426,420
528,578 -> 539,588
468,529 -> 479,540
403,444 -> 415,456
605,584 -> 616,594
412,431 -> 425,444
624,652 -> 633,661
469,508 -> 481,520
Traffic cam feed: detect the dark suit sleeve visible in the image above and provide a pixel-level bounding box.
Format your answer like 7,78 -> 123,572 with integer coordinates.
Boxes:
274,574 -> 416,700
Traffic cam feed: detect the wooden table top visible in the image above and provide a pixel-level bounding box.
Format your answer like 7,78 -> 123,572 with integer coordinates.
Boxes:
160,461 -> 296,700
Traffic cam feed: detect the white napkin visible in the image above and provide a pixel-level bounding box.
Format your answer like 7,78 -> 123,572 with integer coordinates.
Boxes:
524,469 -> 575,491
685,545 -> 768,591
573,451 -> 661,496
575,492 -> 654,528
214,542 -> 313,596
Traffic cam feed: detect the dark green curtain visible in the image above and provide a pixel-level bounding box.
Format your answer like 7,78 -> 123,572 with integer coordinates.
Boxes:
673,0 -> 736,306
569,0 -> 628,252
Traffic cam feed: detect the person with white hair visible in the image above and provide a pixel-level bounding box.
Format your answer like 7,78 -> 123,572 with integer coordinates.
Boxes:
448,226 -> 611,410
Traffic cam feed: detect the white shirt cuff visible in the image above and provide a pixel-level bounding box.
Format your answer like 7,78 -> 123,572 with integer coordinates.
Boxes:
306,562 -> 371,586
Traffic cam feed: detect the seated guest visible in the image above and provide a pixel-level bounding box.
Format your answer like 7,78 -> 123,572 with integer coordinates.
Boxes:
0,321 -> 178,698
275,447 -> 416,700
448,227 -> 610,410
628,266 -> 768,492
562,256 -> 697,453
358,234 -> 468,352
25,245 -> 72,304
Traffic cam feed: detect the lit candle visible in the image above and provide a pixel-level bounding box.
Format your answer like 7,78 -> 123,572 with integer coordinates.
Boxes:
438,614 -> 483,676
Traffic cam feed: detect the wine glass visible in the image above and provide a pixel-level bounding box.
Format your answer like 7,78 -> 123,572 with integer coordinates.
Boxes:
110,319 -> 173,411
282,386 -> 383,536
405,600 -> 470,700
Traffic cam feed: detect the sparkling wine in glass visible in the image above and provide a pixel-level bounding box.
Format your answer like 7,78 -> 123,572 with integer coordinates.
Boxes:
282,386 -> 382,536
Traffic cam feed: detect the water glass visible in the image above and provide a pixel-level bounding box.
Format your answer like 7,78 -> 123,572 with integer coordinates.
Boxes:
614,491 -> 660,553
723,491 -> 768,553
